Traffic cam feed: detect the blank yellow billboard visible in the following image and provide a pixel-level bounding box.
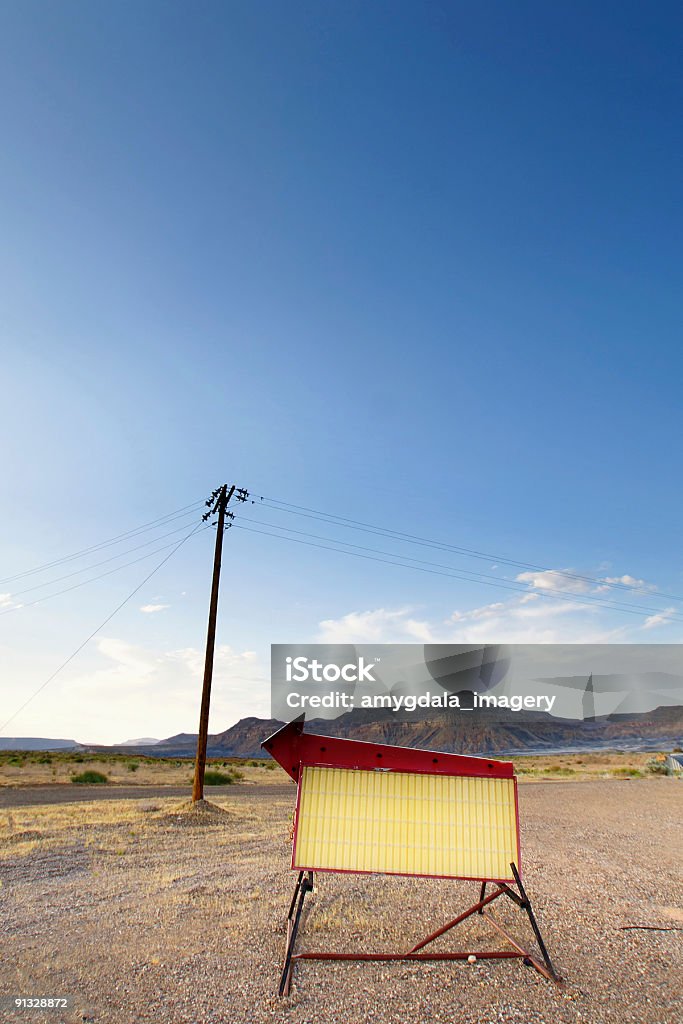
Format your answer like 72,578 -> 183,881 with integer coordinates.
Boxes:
293,766 -> 519,881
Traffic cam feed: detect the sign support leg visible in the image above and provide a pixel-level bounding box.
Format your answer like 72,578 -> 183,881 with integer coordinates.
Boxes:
280,871 -> 314,996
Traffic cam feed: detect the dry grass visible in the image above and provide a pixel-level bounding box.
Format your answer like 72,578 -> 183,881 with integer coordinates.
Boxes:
0,751 -> 288,788
512,749 -> 666,778
0,795 -> 271,865
0,749 -> 672,791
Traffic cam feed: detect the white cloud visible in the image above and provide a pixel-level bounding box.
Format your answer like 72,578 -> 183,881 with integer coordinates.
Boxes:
318,608 -> 435,643
513,598 -> 585,620
451,602 -> 504,622
140,603 -> 170,614
516,568 -> 591,594
516,567 -> 659,603
596,574 -> 655,595
642,607 -> 676,630
48,641 -> 268,743
318,594 -> 625,647
602,574 -> 647,587
96,637 -> 158,679
447,596 -> 617,643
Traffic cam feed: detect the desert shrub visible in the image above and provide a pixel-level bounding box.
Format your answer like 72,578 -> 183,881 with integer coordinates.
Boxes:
127,762 -> 139,772
73,756 -> 84,763
202,770 -> 235,785
266,761 -> 275,770
71,770 -> 108,784
249,760 -> 259,767
37,755 -> 52,764
8,756 -> 24,766
612,767 -> 643,778
646,759 -> 668,775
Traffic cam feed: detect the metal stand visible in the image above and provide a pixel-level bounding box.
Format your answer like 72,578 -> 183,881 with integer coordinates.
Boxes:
280,871 -> 314,996
278,863 -> 560,996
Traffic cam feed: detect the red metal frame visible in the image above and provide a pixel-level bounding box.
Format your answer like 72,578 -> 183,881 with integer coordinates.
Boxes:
263,715 -> 514,782
513,772 -> 523,877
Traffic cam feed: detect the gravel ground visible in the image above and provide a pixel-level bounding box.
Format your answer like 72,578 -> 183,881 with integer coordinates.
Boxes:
0,779 -> 681,1024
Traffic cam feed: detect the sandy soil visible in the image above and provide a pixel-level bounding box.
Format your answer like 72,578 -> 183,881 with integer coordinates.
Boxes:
0,779 -> 681,1024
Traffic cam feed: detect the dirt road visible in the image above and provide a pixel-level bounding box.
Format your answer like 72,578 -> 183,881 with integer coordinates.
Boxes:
0,782 -> 293,808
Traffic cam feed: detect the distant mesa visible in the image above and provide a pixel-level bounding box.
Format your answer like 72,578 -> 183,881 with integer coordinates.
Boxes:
108,705 -> 683,759
0,737 -> 78,751
3,704 -> 681,758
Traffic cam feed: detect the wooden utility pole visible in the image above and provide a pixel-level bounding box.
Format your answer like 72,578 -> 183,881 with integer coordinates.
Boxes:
192,483 -> 235,802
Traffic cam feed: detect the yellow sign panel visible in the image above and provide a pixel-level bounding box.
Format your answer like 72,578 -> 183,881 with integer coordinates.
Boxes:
293,766 -> 519,882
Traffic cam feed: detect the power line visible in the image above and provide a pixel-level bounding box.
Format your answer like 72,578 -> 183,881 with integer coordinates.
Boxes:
236,514 -> 683,618
0,521 -> 206,735
0,500 -> 204,588
254,496 -> 681,605
8,520 -> 210,599
0,527 -> 210,616
232,521 -> 683,625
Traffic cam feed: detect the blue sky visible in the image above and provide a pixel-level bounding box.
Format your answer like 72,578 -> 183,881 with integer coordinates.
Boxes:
1,2 -> 682,742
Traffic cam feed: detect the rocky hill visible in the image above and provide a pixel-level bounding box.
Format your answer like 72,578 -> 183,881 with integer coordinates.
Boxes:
117,703 -> 683,758
24,704 -> 680,759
